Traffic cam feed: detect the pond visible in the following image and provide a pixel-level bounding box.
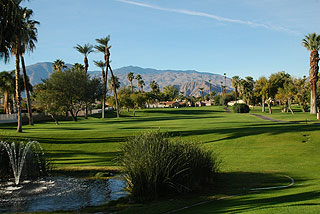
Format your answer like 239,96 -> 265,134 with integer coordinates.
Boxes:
0,176 -> 127,213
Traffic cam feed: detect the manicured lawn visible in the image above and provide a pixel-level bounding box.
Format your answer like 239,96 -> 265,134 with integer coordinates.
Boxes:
1,106 -> 320,213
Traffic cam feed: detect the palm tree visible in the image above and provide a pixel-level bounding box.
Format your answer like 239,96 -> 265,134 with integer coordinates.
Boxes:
302,33 -> 320,114
150,80 -> 160,94
53,59 -> 67,72
231,76 -> 240,103
74,43 -> 94,75
0,0 -> 20,62
135,74 -> 142,92
127,72 -> 134,92
199,87 -> 204,101
208,80 -> 212,100
95,35 -> 120,117
18,7 -> 39,125
138,79 -> 145,93
220,81 -> 224,95
94,60 -> 107,118
0,71 -> 15,114
108,75 -> 120,95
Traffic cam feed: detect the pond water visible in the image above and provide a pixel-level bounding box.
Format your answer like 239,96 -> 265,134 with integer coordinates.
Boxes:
0,176 -> 127,213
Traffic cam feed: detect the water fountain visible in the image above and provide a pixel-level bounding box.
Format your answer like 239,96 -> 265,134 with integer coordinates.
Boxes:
0,140 -> 128,212
0,140 -> 45,185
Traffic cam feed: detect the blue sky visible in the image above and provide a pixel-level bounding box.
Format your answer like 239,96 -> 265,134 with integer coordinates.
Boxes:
1,0 -> 320,79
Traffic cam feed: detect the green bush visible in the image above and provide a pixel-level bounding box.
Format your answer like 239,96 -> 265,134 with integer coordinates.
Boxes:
120,130 -> 220,201
233,103 -> 250,113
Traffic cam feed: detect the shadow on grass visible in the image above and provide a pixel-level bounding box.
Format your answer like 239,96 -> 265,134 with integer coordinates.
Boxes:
168,122 -> 320,143
47,149 -> 121,166
32,136 -> 126,144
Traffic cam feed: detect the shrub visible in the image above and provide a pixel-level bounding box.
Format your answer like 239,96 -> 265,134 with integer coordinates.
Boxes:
120,130 -> 220,201
233,103 -> 250,113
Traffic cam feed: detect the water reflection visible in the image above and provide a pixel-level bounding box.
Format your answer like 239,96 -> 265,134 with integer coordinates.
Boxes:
0,176 -> 127,213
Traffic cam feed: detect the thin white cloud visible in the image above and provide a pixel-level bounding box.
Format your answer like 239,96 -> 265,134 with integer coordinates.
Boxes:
116,0 -> 299,34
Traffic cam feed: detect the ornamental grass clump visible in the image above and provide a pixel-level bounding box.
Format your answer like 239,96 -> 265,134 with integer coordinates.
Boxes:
120,130 -> 220,201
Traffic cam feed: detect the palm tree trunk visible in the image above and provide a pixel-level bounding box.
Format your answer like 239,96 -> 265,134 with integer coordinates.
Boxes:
21,54 -> 34,125
4,91 -> 8,114
108,65 -> 120,118
309,50 -> 319,114
101,68 -> 106,118
268,103 -> 272,114
262,98 -> 265,112
14,54 -> 22,132
84,56 -> 88,75
235,87 -> 238,103
310,79 -> 317,114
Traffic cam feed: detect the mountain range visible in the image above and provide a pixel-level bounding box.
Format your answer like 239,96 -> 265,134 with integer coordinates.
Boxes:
13,62 -> 233,97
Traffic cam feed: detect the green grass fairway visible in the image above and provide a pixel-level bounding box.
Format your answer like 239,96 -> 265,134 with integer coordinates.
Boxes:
1,106 -> 320,213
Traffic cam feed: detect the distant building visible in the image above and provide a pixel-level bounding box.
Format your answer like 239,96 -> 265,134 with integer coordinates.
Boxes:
227,100 -> 245,106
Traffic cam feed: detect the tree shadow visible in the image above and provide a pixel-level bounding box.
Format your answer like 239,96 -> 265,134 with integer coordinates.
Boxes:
168,122 -> 320,143
47,149 -> 121,166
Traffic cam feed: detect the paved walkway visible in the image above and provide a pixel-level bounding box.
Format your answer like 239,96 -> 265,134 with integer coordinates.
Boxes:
250,113 -> 297,123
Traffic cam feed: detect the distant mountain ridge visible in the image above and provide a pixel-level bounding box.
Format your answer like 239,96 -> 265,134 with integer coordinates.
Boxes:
11,62 -> 232,97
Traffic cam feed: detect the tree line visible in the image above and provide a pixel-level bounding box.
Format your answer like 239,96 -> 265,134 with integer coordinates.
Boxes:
0,1 -> 319,131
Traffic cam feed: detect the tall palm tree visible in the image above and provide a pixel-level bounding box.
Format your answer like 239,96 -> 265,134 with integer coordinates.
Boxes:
127,72 -> 134,92
94,60 -> 107,118
138,79 -> 145,93
0,0 -> 20,62
208,80 -> 212,100
74,43 -> 94,75
95,35 -> 120,117
0,71 -> 15,114
150,80 -> 160,93
302,33 -> 320,114
220,81 -> 224,95
52,59 -> 67,72
18,7 -> 39,126
231,76 -> 240,103
199,87 -> 204,101
108,75 -> 120,95
135,74 -> 142,92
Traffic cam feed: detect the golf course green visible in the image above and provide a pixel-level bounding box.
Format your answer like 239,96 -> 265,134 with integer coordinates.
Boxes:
1,106 -> 320,213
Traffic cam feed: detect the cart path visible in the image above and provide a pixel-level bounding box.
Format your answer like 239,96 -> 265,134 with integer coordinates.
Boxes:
250,113 -> 300,123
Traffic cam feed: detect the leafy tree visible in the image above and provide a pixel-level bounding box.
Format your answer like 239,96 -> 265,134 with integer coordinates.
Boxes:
74,43 -> 94,75
302,33 -> 320,114
294,77 -> 309,112
163,85 -> 179,101
33,68 -> 102,122
130,92 -> 146,117
275,78 -> 296,114
254,76 -> 269,112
